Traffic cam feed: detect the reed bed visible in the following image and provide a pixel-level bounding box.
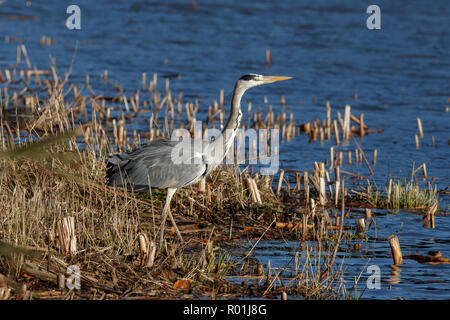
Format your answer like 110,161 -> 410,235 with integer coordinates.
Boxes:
0,48 -> 444,300
351,178 -> 439,210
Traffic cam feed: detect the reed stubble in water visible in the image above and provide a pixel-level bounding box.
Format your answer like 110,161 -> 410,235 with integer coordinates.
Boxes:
1,49 -> 443,300
0,57 -> 357,300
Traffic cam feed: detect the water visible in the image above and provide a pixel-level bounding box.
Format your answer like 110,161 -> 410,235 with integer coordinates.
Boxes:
0,0 -> 449,299
227,209 -> 450,299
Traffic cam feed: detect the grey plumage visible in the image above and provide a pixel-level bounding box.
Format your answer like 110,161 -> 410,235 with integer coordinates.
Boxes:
106,138 -> 208,190
105,74 -> 291,247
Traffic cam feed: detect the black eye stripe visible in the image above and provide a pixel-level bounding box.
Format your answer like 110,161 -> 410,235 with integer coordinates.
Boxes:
239,74 -> 255,81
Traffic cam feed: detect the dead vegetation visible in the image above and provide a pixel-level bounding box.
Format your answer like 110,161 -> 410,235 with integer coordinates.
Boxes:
0,49 -> 444,300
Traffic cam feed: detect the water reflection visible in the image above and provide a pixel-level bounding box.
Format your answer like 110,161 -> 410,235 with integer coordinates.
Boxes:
388,265 -> 402,285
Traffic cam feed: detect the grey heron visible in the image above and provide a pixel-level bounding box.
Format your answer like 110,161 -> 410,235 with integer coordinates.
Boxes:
106,74 -> 291,247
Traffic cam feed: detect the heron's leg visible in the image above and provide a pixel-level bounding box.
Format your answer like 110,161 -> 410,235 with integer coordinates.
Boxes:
167,207 -> 184,242
159,188 -> 180,246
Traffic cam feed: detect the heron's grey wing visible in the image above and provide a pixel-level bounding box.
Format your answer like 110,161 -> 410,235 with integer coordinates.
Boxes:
106,138 -> 207,190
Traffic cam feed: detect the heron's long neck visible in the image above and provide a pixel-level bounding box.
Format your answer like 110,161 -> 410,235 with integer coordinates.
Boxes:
208,84 -> 245,165
224,85 -> 244,135
221,85 -> 244,155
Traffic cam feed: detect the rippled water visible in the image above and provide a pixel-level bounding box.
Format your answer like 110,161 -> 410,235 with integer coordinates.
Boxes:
227,208 -> 450,300
0,0 -> 449,299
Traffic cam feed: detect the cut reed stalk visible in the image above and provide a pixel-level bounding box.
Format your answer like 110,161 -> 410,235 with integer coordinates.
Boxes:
343,105 -> 351,141
56,217 -> 77,256
355,218 -> 365,235
359,113 -> 364,137
304,171 -> 310,206
318,162 -> 327,206
276,170 -> 284,196
199,178 -> 206,193
365,208 -> 372,221
417,118 -> 423,138
333,120 -> 340,145
388,235 -> 403,265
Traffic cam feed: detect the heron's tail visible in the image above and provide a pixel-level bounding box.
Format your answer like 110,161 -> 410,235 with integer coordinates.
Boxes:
105,154 -> 130,187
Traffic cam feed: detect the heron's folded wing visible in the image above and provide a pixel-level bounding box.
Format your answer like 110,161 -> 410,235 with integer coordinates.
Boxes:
106,139 -> 207,190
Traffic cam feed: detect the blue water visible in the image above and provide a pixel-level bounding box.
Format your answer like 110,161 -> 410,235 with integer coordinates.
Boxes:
0,0 -> 449,299
228,209 -> 450,300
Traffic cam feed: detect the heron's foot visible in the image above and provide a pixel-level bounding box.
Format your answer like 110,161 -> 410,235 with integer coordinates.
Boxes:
158,214 -> 183,249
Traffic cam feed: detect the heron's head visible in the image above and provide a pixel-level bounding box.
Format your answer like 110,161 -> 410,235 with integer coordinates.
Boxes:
236,73 -> 292,90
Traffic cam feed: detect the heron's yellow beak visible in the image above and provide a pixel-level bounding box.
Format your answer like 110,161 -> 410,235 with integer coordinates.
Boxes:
262,76 -> 293,83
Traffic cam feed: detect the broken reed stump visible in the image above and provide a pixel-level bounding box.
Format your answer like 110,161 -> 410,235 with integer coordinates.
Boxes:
386,179 -> 392,205
318,162 -> 327,206
138,234 -> 156,268
335,216 -> 340,227
246,177 -> 257,203
57,217 -> 77,255
304,171 -> 310,206
265,49 -> 272,67
388,235 -> 403,265
246,177 -> 262,204
359,113 -> 365,137
18,283 -> 31,300
365,208 -> 372,221
58,274 -> 65,290
334,166 -> 340,206
0,287 -> 11,300
199,178 -> 206,193
276,170 -> 284,196
355,218 -> 365,235
0,273 -> 10,299
411,163 -> 427,178
330,146 -> 334,168
333,120 -> 340,145
343,105 -> 351,141
423,202 -> 438,228
257,263 -> 264,276
295,173 -> 301,192
417,118 -> 423,138
302,214 -> 308,241
142,72 -> 147,90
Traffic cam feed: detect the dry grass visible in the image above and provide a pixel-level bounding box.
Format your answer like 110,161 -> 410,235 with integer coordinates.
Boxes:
0,57 -> 353,300
0,137 -> 348,299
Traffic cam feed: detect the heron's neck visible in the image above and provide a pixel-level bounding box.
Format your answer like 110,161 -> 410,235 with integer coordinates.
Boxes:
221,85 -> 244,155
207,84 -> 245,167
223,85 -> 244,135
